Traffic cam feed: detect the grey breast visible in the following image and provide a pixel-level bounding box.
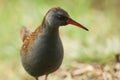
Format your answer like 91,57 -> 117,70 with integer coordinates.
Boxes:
22,29 -> 64,77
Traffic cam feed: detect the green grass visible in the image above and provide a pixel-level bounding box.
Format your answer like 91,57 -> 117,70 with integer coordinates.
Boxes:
0,0 -> 120,80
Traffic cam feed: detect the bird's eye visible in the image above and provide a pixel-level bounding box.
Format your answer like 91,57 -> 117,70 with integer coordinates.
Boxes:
57,15 -> 66,20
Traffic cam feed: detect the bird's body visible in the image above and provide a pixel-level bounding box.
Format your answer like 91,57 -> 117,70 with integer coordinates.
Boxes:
20,7 -> 88,80
21,25 -> 63,77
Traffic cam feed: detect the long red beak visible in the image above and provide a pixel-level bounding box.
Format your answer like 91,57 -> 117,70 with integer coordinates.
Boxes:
66,18 -> 89,31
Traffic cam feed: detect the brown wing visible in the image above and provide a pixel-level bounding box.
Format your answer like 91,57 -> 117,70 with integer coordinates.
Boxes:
20,26 -> 32,42
20,13 -> 45,54
20,25 -> 44,54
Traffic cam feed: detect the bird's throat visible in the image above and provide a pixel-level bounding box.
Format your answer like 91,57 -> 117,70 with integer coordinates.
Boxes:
42,24 -> 60,37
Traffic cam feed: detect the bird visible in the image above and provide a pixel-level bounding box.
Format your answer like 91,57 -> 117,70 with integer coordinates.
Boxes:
20,7 -> 88,80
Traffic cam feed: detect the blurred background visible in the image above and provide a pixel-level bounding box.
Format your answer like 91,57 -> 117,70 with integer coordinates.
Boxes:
0,0 -> 120,80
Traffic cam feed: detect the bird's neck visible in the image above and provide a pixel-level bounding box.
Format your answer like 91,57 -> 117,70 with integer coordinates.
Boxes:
33,21 -> 60,38
42,23 -> 60,37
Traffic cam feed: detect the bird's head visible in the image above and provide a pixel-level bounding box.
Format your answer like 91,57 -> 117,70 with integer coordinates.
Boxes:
44,7 -> 88,31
